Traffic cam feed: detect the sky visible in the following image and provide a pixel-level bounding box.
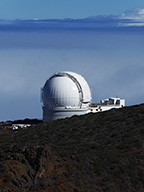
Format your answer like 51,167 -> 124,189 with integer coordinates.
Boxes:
0,1 -> 144,121
0,0 -> 144,20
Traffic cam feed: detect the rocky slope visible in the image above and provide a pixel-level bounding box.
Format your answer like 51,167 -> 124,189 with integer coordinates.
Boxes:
1,104 -> 144,192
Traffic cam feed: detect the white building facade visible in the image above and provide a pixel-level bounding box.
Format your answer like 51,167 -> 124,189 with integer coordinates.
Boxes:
89,97 -> 125,113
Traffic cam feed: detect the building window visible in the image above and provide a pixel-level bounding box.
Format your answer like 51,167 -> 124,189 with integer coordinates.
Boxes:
116,100 -> 120,105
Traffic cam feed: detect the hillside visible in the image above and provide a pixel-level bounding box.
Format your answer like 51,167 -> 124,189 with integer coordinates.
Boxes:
1,104 -> 144,192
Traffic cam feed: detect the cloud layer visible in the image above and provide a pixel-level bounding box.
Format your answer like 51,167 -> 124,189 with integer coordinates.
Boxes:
119,8 -> 144,26
120,8 -> 144,19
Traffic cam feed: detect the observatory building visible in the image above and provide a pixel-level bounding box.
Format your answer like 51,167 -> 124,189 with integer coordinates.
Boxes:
41,71 -> 125,122
41,71 -> 92,122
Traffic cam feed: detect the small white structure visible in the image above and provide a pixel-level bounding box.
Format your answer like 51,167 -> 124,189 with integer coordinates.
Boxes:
41,71 -> 125,121
11,124 -> 31,130
89,97 -> 125,113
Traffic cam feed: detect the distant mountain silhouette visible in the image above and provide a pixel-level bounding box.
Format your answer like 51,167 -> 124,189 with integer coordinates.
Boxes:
0,11 -> 144,31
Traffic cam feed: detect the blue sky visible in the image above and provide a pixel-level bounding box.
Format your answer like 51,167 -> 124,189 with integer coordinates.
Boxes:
0,0 -> 144,19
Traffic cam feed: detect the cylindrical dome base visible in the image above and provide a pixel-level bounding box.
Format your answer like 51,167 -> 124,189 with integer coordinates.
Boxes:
43,106 -> 89,122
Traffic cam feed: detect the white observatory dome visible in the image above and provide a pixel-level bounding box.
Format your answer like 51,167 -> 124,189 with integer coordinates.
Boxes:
42,71 -> 92,121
